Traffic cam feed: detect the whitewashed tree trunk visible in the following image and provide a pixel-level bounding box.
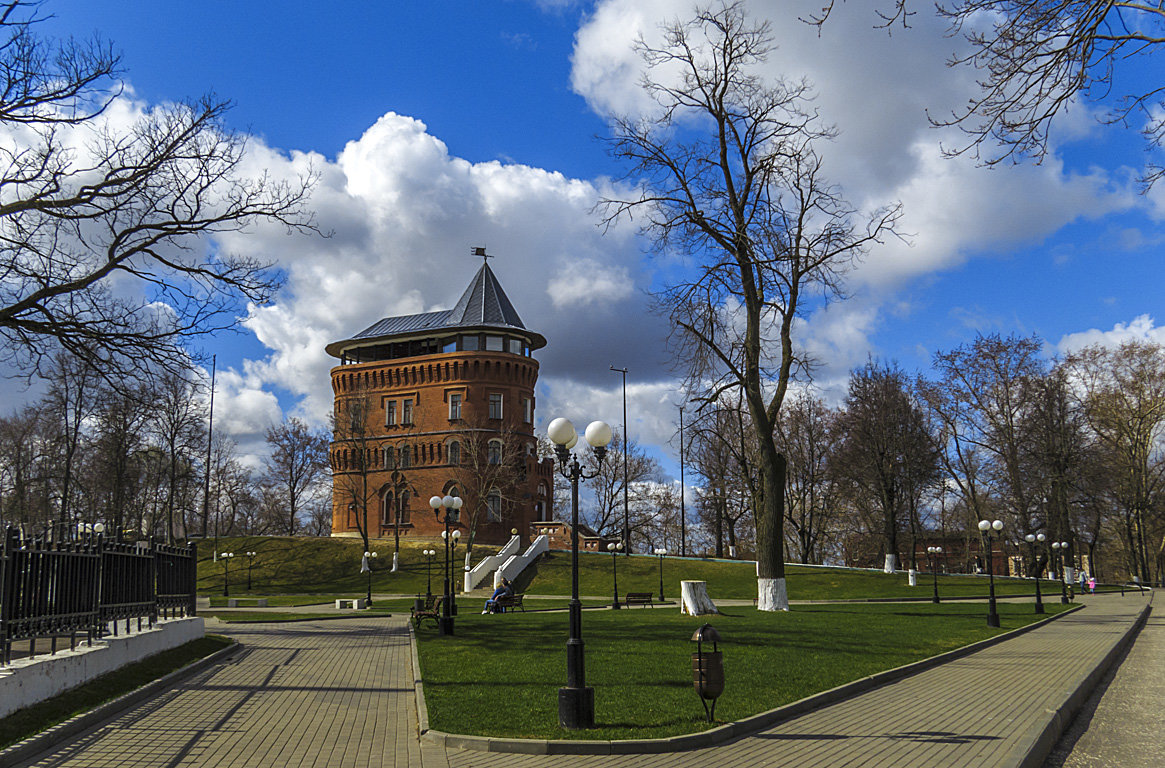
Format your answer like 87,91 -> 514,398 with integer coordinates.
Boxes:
908,569 -> 917,586
757,577 -> 789,611
884,554 -> 897,573
680,581 -> 720,615
391,552 -> 399,573
729,545 -> 737,558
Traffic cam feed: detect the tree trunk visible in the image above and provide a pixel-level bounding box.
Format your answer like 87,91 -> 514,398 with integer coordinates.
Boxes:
756,451 -> 788,611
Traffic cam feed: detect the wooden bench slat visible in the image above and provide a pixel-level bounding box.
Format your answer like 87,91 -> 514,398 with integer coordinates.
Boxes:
624,592 -> 655,607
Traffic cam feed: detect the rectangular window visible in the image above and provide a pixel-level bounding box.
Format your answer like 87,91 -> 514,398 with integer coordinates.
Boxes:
442,338 -> 457,354
402,398 -> 414,425
460,335 -> 479,351
382,446 -> 395,470
485,335 -> 504,351
489,393 -> 503,420
449,393 -> 462,420
523,397 -> 533,423
508,339 -> 523,355
385,400 -> 396,426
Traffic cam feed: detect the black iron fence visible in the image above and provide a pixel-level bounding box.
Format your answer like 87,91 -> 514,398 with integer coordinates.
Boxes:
0,527 -> 197,665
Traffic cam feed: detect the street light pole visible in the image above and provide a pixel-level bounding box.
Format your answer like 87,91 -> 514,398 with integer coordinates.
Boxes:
363,550 -> 378,606
245,551 -> 257,592
607,541 -> 623,608
679,405 -> 686,558
978,519 -> 1003,627
610,366 -> 630,555
429,494 -> 464,635
655,547 -> 667,602
1025,534 -> 1045,614
221,552 -> 234,598
1052,541 -> 1070,603
424,548 -> 435,600
548,416 -> 612,730
927,546 -> 942,604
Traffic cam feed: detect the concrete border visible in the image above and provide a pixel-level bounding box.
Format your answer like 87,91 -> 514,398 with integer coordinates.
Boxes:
0,638 -> 240,768
1011,602 -> 1153,768
413,603 -> 1107,754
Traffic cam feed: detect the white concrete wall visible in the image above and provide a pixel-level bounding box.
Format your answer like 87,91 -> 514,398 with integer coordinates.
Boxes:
494,535 -> 549,588
0,617 -> 205,719
464,536 -> 521,592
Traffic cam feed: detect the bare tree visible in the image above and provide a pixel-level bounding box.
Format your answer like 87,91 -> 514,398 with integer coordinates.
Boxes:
454,415 -> 534,564
811,1 -> 1165,189
581,429 -> 662,548
1066,340 -> 1165,583
0,1 -> 317,384
600,1 -> 900,610
42,352 -> 96,525
833,360 -> 940,572
776,391 -> 843,564
263,417 -> 329,536
90,381 -> 154,539
331,389 -> 380,553
152,371 -> 206,542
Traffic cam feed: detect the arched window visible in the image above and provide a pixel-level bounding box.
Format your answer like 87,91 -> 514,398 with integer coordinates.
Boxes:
398,490 -> 411,525
400,444 -> 412,468
488,439 -> 502,465
380,489 -> 394,525
448,440 -> 461,465
382,446 -> 395,470
486,490 -> 502,522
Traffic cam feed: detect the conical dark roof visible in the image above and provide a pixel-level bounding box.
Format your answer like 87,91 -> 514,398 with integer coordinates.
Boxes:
447,263 -> 526,330
325,261 -> 544,359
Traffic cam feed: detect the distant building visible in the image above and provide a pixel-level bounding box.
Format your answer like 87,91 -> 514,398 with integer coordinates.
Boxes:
326,254 -> 554,546
531,520 -> 619,552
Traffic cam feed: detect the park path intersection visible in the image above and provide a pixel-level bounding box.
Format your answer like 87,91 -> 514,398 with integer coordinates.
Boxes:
9,592 -> 1152,768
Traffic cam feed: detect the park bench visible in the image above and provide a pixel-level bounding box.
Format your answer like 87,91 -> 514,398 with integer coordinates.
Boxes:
226,598 -> 268,608
411,596 -> 444,628
491,593 -> 525,613
624,592 -> 655,608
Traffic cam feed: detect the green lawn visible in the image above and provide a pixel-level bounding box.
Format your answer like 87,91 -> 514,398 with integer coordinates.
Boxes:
416,602 -> 1070,741
517,550 -> 1065,601
196,536 -> 1077,604
197,536 -> 472,597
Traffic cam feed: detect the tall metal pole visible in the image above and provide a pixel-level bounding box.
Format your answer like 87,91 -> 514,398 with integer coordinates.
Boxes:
611,366 -> 629,555
202,355 -> 216,541
679,405 -> 686,558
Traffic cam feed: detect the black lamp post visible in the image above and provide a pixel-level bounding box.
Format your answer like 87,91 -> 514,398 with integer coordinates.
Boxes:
978,519 -> 1003,627
362,550 -> 378,606
221,551 -> 235,598
428,494 -> 464,635
548,416 -> 612,730
610,365 -> 630,555
1025,534 -> 1045,614
424,548 -> 436,600
927,546 -> 942,604
244,550 -> 257,592
1052,541 -> 1070,603
607,540 -> 623,608
655,547 -> 667,602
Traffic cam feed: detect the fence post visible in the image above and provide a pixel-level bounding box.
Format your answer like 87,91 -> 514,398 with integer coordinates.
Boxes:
188,540 -> 198,617
1,527 -> 13,664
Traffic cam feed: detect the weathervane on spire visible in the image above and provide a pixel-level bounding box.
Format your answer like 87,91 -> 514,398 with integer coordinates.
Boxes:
471,246 -> 493,265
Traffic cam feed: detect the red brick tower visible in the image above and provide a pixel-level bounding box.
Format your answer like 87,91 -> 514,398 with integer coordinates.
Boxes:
326,254 -> 554,546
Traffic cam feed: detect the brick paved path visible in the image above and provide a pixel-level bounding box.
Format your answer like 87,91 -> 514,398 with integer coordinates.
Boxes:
438,593 -> 1150,768
1044,602 -> 1162,768
10,593 -> 1148,768
15,617 -> 449,768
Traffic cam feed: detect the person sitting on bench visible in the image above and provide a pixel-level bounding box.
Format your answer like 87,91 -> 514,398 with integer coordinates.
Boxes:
483,578 -> 514,614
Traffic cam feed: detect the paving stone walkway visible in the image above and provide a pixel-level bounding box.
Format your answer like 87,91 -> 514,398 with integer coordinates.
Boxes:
9,592 -> 1150,768
1043,601 -> 1163,768
14,617 -> 449,768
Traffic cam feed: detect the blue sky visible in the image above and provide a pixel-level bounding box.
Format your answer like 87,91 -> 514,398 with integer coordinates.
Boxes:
26,0 -> 1165,473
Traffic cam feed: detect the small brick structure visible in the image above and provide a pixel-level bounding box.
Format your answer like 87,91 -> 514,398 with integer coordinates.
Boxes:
529,520 -> 619,552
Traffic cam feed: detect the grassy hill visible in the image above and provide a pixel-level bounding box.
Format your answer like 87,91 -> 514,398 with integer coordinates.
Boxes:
196,535 -> 1068,601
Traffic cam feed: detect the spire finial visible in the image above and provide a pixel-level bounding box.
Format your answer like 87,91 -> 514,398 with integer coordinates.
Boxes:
471,246 -> 492,265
